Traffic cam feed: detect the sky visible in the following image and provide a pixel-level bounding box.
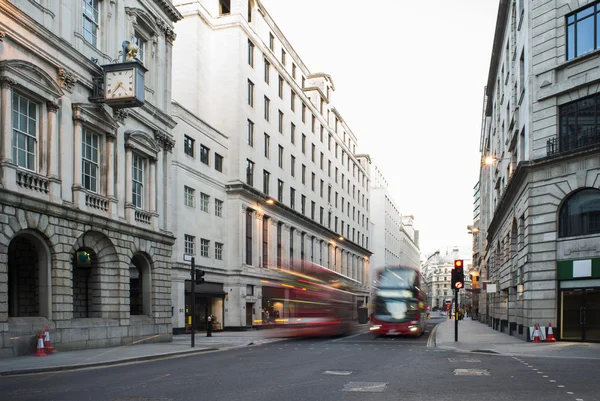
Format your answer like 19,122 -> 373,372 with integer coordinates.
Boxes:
259,0 -> 500,258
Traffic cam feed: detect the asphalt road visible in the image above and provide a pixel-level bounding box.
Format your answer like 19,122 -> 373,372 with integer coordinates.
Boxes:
0,319 -> 596,401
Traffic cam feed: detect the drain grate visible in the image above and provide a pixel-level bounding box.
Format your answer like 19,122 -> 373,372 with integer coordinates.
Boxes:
341,382 -> 388,392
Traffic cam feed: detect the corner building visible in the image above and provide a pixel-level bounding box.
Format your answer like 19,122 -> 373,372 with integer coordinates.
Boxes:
477,0 -> 600,342
171,0 -> 371,330
0,0 -> 181,356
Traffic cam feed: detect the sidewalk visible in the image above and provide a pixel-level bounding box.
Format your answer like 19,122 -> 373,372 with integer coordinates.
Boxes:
0,330 -> 284,376
432,317 -> 600,359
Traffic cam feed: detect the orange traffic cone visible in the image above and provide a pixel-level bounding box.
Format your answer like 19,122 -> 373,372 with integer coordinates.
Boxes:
33,333 -> 47,357
532,324 -> 541,343
546,323 -> 556,342
43,326 -> 55,354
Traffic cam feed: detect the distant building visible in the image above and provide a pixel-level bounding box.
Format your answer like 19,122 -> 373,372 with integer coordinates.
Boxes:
421,248 -> 471,310
475,0 -> 600,342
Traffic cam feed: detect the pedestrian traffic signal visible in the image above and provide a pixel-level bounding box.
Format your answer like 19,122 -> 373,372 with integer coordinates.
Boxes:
195,269 -> 205,285
452,259 -> 464,290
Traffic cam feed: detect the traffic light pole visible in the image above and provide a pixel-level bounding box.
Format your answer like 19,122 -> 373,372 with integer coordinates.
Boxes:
454,288 -> 459,342
190,256 -> 196,348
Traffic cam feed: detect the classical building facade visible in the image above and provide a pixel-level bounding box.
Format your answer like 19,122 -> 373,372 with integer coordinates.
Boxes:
421,248 -> 472,311
170,0 -> 372,330
476,0 -> 600,342
0,0 -> 181,356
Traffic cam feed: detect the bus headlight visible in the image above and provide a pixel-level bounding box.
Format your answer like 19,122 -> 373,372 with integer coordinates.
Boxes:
408,325 -> 418,332
369,325 -> 381,331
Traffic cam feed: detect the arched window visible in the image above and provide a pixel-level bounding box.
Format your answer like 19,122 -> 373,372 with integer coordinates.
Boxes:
559,188 -> 600,237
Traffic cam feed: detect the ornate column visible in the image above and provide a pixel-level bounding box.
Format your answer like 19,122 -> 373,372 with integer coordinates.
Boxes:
72,118 -> 83,207
125,144 -> 133,222
149,156 -> 157,229
106,135 -> 116,199
47,102 -> 60,179
0,77 -> 16,169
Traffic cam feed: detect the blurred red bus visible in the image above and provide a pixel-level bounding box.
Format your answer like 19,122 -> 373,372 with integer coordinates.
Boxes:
258,262 -> 359,337
369,265 -> 427,337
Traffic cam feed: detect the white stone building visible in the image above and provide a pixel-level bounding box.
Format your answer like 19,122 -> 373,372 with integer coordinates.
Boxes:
476,0 -> 600,342
0,0 -> 181,356
170,0 -> 372,330
421,248 -> 472,310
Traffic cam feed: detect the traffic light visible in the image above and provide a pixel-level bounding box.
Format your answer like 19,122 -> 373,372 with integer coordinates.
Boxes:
195,269 -> 205,285
76,251 -> 91,267
453,259 -> 464,289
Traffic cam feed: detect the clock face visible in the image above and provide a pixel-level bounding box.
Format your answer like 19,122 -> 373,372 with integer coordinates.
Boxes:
105,69 -> 135,100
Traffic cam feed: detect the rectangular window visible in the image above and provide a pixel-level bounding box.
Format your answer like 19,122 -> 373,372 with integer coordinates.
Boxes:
184,186 -> 195,207
290,187 -> 296,209
278,145 -> 284,168
245,210 -> 253,264
264,59 -> 270,84
320,207 -> 324,225
219,0 -> 230,14
246,159 -> 254,186
302,103 -> 306,123
200,145 -> 209,165
320,179 -> 324,197
264,133 -> 270,158
292,63 -> 297,78
311,172 -> 315,191
82,0 -> 99,47
311,143 -> 315,162
302,164 -> 306,184
281,49 -> 286,65
566,4 -> 599,60
247,119 -> 255,146
200,192 -> 209,212
215,242 -> 223,260
311,114 -> 315,133
262,216 -> 269,267
263,170 -> 270,194
289,227 -> 294,266
277,222 -> 282,268
311,201 -> 315,220
269,32 -> 274,50
132,33 -> 146,63
248,80 -> 254,107
215,153 -> 223,172
328,160 -> 331,177
248,40 -> 255,66
264,97 -> 270,121
82,128 -> 100,192
302,134 -> 306,154
184,135 -> 194,157
184,234 -> 195,255
200,238 -> 210,258
132,153 -> 144,208
291,91 -> 296,112
278,75 -> 284,98
290,123 -> 296,144
278,110 -> 283,133
277,179 -> 284,202
215,199 -> 223,217
290,155 -> 296,176
301,195 -> 306,215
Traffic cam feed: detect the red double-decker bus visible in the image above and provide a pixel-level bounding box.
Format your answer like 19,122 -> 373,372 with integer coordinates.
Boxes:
259,262 -> 359,337
369,265 -> 427,337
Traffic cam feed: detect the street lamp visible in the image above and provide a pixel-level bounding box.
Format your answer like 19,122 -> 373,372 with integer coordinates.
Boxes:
265,197 -> 275,204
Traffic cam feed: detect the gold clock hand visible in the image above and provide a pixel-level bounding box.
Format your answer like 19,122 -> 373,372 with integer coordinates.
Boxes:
109,82 -> 123,96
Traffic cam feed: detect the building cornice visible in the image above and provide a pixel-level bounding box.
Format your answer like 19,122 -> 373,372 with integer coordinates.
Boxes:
152,0 -> 183,22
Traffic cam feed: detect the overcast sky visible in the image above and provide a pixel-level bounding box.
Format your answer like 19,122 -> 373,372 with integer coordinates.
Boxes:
259,0 -> 500,258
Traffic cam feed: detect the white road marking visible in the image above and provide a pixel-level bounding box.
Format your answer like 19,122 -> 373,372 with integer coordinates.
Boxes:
324,370 -> 353,376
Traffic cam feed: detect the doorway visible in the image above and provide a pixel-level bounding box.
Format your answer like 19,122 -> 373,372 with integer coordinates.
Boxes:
561,289 -> 600,341
246,303 -> 253,327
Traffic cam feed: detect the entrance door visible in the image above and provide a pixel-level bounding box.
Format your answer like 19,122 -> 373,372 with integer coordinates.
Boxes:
561,289 -> 600,341
246,303 -> 253,327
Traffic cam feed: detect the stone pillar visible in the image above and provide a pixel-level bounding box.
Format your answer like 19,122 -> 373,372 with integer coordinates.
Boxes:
163,147 -> 172,232
125,144 -> 133,222
72,119 -> 84,207
149,156 -> 157,229
0,77 -> 16,187
240,205 -> 248,265
255,211 -> 263,267
106,135 -> 117,216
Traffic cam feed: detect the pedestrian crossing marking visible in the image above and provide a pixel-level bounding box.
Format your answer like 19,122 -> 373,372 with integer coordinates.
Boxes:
341,382 -> 388,392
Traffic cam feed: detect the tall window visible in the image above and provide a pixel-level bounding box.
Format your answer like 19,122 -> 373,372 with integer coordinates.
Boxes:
277,179 -> 284,202
200,145 -> 209,165
264,59 -> 270,84
248,80 -> 254,106
263,170 -> 270,195
290,155 -> 296,176
278,145 -> 284,168
248,40 -> 255,66
245,209 -> 253,265
269,33 -> 275,50
200,238 -> 210,257
290,187 -> 296,209
277,222 -> 282,268
215,242 -> 224,260
246,159 -> 254,185
278,75 -> 284,98
559,188 -> 600,237
184,135 -> 194,157
289,227 -> 295,268
184,234 -> 195,255
566,3 -> 600,60
215,199 -> 223,217
264,96 -> 270,121
248,120 -> 254,146
200,193 -> 209,212
291,123 -> 296,144
132,33 -> 146,62
301,195 -> 306,215
278,110 -> 283,133
82,129 -> 100,192
219,0 -> 230,15
291,91 -> 296,112
558,94 -> 600,153
215,153 -> 223,172
132,153 -> 144,208
264,133 -> 270,158
82,0 -> 99,47
184,186 -> 195,207
262,216 -> 269,267
12,92 -> 37,170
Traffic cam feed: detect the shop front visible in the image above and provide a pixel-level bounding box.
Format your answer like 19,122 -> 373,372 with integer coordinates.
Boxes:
185,281 -> 226,332
558,258 -> 600,342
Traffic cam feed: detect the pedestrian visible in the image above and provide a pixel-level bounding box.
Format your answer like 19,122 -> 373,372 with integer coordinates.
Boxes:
207,314 -> 212,337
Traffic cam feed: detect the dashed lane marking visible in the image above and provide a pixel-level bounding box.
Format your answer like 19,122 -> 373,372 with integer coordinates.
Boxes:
453,369 -> 490,376
341,382 -> 388,392
323,370 -> 353,376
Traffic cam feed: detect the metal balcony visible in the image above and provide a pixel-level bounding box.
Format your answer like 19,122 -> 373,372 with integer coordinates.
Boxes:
547,126 -> 600,156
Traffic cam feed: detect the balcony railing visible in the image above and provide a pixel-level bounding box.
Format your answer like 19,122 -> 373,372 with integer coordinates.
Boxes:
547,126 -> 600,156
85,192 -> 109,212
134,209 -> 152,225
16,170 -> 49,194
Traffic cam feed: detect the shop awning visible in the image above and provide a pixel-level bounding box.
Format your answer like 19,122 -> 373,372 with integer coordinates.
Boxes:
184,280 -> 227,296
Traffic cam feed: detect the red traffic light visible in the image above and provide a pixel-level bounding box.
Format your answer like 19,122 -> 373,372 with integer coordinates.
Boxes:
454,259 -> 463,268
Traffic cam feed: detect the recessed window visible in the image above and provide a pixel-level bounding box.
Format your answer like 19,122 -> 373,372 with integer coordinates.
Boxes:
132,32 -> 146,62
248,119 -> 254,146
82,0 -> 99,47
278,110 -> 283,133
281,49 -> 286,66
184,135 -> 194,157
200,192 -> 209,212
290,123 -> 296,144
215,242 -> 224,260
200,144 -> 210,165
278,179 -> 284,202
264,96 -> 270,121
264,59 -> 270,84
248,40 -> 255,66
263,170 -> 270,195
215,153 -> 223,172
278,145 -> 284,168
132,153 -> 144,208
184,234 -> 195,255
82,128 -> 100,192
278,75 -> 284,98
269,33 -> 274,51
559,188 -> 600,237
566,4 -> 600,60
184,186 -> 195,207
12,92 -> 37,171
246,159 -> 254,185
290,188 -> 295,209
264,133 -> 270,158
291,91 -> 296,112
248,79 -> 254,107
200,238 -> 210,258
219,0 -> 231,15
215,199 -> 223,217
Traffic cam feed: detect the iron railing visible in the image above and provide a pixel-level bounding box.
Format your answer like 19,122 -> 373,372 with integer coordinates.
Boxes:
547,126 -> 600,156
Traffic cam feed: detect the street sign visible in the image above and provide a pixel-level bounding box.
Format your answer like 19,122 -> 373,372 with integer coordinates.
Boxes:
183,254 -> 193,262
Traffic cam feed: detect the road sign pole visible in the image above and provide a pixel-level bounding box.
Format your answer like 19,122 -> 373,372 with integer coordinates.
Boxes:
454,287 -> 459,342
191,256 -> 196,348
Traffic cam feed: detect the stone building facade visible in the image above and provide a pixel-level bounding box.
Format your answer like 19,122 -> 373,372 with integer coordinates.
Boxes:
0,0 -> 181,356
170,0 -> 372,330
477,0 -> 600,342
